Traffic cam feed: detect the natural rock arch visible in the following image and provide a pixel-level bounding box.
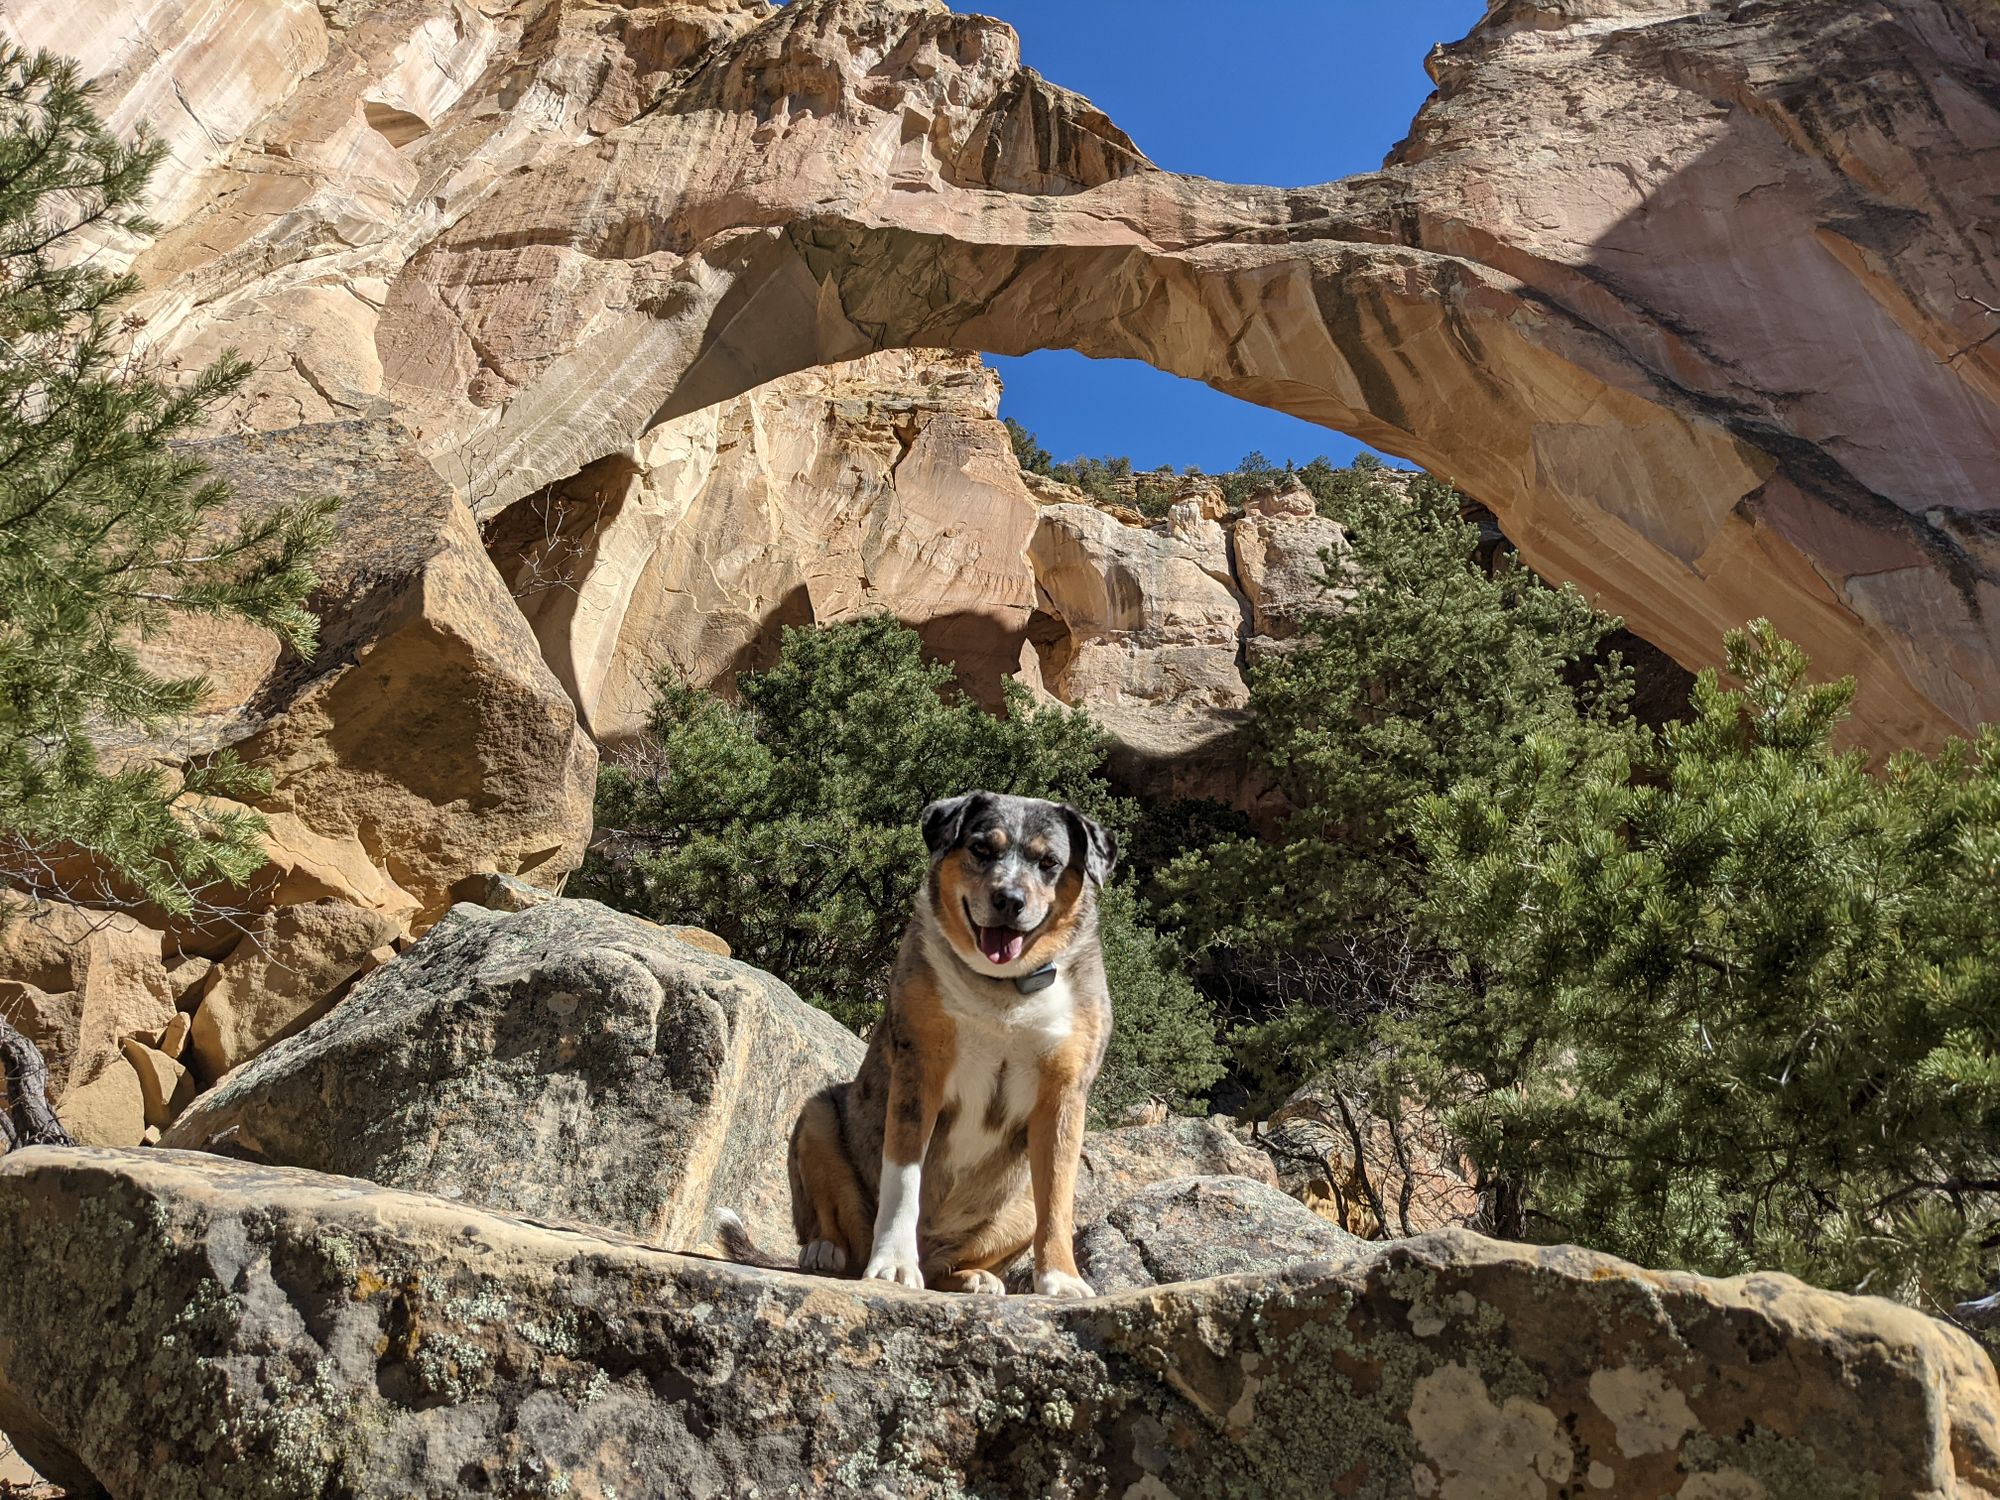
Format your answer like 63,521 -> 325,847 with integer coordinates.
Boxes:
395,0 -> 2000,754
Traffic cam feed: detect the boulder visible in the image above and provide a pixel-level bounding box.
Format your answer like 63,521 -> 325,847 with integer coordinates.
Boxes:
50,1062 -> 145,1149
0,421 -> 599,1112
0,901 -> 174,1102
180,420 -> 598,930
189,900 -> 403,1083
3,1146 -> 1998,1499
1075,1115 -> 1279,1220
448,870 -> 555,913
163,899 -> 863,1252
156,1011 -> 191,1061
1075,1174 -> 1365,1294
118,1038 -> 197,1131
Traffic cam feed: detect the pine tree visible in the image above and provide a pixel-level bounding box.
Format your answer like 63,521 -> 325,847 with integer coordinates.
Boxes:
1153,462 -> 1622,1106
0,48 -> 333,918
1415,622 -> 2000,1316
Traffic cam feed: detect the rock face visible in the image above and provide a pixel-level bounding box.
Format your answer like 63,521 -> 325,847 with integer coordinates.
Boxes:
1029,502 -> 1250,713
1075,1174 -> 1365,1294
163,899 -> 864,1252
4,1146 -> 1999,1499
11,0 -> 1991,754
1234,485 -> 1354,642
486,348 -> 1043,730
481,336 -> 1339,804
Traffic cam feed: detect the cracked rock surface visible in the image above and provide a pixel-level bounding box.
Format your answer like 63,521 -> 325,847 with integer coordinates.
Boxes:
2,1147 -> 1998,1499
163,899 -> 863,1255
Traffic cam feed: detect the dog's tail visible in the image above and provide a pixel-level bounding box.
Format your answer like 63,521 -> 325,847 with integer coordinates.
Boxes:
713,1208 -> 794,1270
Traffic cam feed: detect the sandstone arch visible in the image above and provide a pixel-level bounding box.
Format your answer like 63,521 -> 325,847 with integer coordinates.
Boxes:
9,0 -> 1999,752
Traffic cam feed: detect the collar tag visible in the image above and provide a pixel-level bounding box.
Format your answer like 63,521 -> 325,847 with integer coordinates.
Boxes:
1013,964 -> 1059,995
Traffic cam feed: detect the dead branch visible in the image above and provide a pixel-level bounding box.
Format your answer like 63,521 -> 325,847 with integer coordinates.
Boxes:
0,1014 -> 70,1150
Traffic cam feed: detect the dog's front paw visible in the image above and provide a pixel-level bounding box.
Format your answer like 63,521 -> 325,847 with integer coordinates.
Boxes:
1033,1269 -> 1096,1299
800,1238 -> 847,1273
862,1248 -> 926,1290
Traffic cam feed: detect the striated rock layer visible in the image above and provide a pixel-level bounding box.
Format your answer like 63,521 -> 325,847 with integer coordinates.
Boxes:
480,345 -> 1338,808
2,1147 -> 1999,1498
2,0 -> 1992,752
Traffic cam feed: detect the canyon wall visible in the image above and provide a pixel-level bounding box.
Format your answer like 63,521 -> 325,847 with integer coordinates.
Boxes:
4,0 -> 1992,753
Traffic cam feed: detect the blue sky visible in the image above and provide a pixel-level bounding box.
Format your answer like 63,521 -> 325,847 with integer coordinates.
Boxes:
975,1 -> 1487,474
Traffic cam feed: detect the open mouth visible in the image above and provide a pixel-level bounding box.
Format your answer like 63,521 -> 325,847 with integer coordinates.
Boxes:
964,899 -> 1028,966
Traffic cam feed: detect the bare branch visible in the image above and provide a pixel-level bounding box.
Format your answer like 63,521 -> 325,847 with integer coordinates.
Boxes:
0,1015 -> 70,1149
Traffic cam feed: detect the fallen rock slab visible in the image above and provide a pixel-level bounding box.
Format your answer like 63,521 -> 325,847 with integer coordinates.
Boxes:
1,1148 -> 1996,1499
1075,1174 -> 1365,1294
188,899 -> 402,1084
163,899 -> 863,1251
1075,1115 -> 1279,1219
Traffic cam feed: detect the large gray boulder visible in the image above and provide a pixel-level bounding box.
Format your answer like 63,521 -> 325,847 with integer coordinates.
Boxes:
1074,1116 -> 1278,1218
162,899 -> 863,1251
3,1148 -> 1998,1499
1075,1174 -> 1365,1294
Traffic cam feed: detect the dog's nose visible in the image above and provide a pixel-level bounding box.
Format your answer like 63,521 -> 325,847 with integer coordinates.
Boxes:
989,887 -> 1026,921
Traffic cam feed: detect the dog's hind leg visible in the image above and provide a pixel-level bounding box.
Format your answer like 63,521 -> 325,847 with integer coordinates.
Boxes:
789,1088 -> 871,1275
925,1192 -> 1036,1294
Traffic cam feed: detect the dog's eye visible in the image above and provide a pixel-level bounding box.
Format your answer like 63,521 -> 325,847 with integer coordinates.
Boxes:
1039,855 -> 1061,877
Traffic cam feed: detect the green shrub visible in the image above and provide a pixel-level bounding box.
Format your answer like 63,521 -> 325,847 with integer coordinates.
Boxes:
1153,461 -> 1621,1109
1413,621 -> 2000,1314
577,615 -> 1225,1121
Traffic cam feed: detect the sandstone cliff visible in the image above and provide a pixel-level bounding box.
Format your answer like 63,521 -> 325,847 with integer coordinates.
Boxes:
7,0 -> 1993,753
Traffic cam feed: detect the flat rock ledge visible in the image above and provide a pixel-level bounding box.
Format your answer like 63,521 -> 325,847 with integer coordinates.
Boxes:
3,1151 -> 1998,1499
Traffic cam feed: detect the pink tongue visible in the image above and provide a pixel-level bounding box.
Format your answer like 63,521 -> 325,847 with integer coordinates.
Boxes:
977,925 -> 1025,965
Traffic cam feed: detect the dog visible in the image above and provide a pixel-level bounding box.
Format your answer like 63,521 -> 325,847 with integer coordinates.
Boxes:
720,790 -> 1115,1297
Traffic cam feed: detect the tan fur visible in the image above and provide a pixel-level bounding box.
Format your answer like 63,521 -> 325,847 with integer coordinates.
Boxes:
773,796 -> 1114,1294
1027,1047 -> 1093,1280
787,1092 -> 870,1266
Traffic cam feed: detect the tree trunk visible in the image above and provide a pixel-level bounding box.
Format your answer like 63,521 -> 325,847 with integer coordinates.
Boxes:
0,1015 -> 71,1149
1485,1175 -> 1527,1242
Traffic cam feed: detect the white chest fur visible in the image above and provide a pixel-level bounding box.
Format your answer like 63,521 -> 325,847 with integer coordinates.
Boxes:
931,960 -> 1074,1168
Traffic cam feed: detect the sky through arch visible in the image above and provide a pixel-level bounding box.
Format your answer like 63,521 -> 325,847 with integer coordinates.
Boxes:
973,0 -> 1485,474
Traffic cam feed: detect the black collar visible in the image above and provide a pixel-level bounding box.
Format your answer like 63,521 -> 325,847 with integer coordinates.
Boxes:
1013,964 -> 1059,995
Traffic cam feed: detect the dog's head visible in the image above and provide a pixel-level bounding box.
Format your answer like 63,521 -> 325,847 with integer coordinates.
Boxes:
920,791 -> 1116,977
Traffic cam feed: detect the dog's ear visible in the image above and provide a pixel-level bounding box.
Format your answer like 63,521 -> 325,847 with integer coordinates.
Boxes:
921,793 -> 980,855
1061,805 -> 1118,886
